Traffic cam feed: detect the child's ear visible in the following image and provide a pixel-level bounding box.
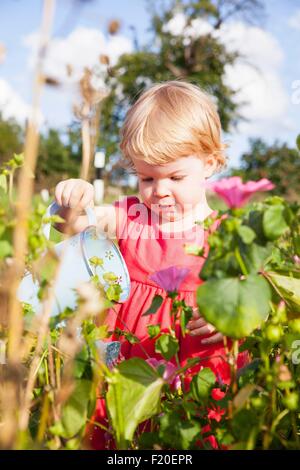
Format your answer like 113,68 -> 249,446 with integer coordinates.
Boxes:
204,155 -> 218,178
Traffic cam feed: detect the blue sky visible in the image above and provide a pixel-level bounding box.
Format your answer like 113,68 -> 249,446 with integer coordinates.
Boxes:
0,0 -> 300,168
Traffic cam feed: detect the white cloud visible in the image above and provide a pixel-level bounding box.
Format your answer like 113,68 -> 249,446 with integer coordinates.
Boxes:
288,9 -> 300,30
23,26 -> 133,85
162,12 -> 186,36
163,12 -> 214,41
216,21 -> 289,128
0,78 -> 31,123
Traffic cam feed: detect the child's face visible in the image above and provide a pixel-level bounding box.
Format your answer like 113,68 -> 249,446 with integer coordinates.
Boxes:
133,155 -> 214,222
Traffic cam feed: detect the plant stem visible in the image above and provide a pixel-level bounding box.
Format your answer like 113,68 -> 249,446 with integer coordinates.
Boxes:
234,247 -> 248,277
80,104 -> 91,180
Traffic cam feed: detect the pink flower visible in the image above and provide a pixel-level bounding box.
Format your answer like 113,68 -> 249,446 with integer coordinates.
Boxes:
294,255 -> 300,265
149,266 -> 190,292
207,405 -> 226,422
211,388 -> 226,401
146,358 -> 181,390
208,176 -> 275,208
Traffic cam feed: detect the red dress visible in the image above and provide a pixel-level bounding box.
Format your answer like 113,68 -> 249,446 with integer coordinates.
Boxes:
88,196 -> 248,449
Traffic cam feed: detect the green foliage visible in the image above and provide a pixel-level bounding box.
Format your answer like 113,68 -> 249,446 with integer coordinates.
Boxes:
142,294 -> 164,316
190,368 -> 216,402
0,113 -> 23,163
197,275 -> 271,338
155,333 -> 179,360
50,379 -> 94,439
106,358 -> 164,448
233,138 -> 300,201
98,0 -> 264,162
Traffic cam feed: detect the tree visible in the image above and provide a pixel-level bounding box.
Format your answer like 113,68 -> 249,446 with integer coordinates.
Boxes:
0,113 -> 23,164
98,0 -> 264,162
36,125 -> 82,191
232,138 -> 300,201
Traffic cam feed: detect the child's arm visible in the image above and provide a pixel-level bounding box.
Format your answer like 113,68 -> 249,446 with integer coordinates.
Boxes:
54,179 -> 116,237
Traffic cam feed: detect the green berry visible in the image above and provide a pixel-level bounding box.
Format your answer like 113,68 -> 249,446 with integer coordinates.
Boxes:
283,392 -> 299,411
289,319 -> 300,334
251,396 -> 265,410
265,325 -> 282,342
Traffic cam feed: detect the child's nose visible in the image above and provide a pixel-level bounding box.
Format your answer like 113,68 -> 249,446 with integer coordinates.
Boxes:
153,182 -> 171,198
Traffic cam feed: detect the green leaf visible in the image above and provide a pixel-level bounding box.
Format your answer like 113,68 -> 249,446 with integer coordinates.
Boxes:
50,380 -> 93,439
142,294 -> 164,316
242,243 -> 273,274
263,205 -> 289,240
155,334 -> 179,361
0,240 -> 12,258
180,305 -> 193,337
147,324 -> 161,339
159,411 -> 201,449
237,225 -> 256,244
266,272 -> 300,312
190,368 -> 216,402
197,275 -> 271,338
106,358 -> 164,448
106,284 -> 122,302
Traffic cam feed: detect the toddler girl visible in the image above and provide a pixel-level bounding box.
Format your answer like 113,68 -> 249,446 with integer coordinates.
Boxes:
55,81 -> 248,448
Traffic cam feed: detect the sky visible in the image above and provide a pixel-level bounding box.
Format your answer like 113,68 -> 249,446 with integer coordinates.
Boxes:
0,0 -> 300,169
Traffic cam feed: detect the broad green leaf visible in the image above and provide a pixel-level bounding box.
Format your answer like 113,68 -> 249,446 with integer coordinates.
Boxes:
242,243 -> 273,274
197,275 -> 271,338
263,205 -> 289,240
142,294 -> 164,316
190,368 -> 216,402
266,272 -> 300,312
50,379 -> 93,439
237,225 -> 256,244
106,358 -> 164,447
155,333 -> 179,360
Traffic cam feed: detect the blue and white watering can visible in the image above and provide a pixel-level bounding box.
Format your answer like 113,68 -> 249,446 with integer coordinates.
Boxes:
18,202 -> 131,365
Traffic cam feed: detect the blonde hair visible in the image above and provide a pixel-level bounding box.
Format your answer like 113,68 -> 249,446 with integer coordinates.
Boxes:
120,80 -> 227,172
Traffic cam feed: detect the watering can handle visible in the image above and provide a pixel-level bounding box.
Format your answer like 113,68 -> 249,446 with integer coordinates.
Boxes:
43,202 -> 97,240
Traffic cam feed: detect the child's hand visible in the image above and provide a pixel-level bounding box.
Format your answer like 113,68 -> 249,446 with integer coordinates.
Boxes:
55,178 -> 94,211
186,308 -> 224,345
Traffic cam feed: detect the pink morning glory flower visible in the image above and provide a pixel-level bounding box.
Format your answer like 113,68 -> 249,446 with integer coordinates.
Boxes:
208,176 -> 275,208
146,358 -> 181,390
149,266 -> 190,292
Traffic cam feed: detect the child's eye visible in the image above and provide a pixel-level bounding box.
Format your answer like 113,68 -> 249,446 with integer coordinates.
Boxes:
171,176 -> 185,181
141,178 -> 153,182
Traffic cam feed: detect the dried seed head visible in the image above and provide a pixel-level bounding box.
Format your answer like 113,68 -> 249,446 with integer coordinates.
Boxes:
44,76 -> 61,87
0,43 -> 6,63
99,54 -> 110,65
77,281 -> 106,317
108,19 -> 121,35
79,68 -> 109,106
66,64 -> 73,77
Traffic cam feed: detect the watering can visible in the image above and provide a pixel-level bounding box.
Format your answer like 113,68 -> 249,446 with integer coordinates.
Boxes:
17,202 -> 131,365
